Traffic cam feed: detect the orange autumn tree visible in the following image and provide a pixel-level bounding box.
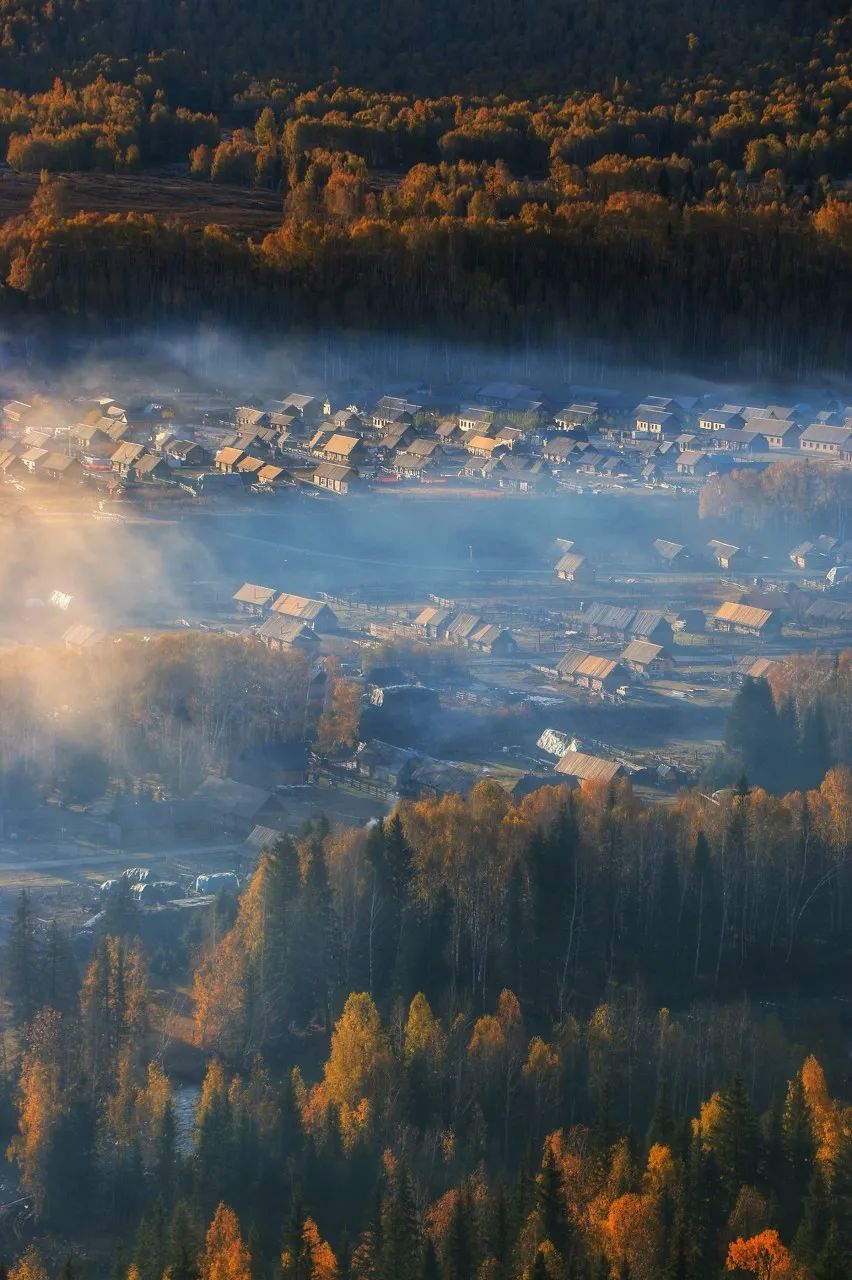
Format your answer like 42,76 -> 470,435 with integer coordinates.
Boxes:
201,1204 -> 252,1280
726,1230 -> 794,1280
601,1192 -> 661,1280
302,992 -> 392,1149
8,1247 -> 48,1280
282,1216 -> 338,1280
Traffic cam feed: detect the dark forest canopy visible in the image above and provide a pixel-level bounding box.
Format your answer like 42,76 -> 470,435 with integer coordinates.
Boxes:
0,0 -> 845,100
0,11 -> 847,370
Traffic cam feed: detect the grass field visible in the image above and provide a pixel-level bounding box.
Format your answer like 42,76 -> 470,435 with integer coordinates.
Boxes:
0,169 -> 285,236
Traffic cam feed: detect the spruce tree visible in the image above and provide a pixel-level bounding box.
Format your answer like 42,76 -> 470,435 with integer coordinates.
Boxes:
4,890 -> 40,1025
536,1145 -> 569,1257
381,1163 -> 420,1280
420,1240 -> 440,1280
443,1192 -> 473,1280
781,1074 -> 816,1228
794,1169 -> 830,1266
713,1074 -> 760,1195
646,1081 -> 675,1152
800,701 -> 832,789
813,1221 -> 848,1280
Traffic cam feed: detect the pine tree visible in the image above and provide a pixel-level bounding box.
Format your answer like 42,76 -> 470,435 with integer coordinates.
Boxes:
486,1188 -> 511,1280
380,1163 -> 420,1280
794,1169 -> 830,1266
646,1081 -> 674,1152
100,878 -> 139,940
168,1202 -> 201,1280
664,1207 -> 690,1280
4,891 -> 41,1025
195,1061 -> 232,1210
725,677 -> 779,787
40,922 -> 77,1017
443,1193 -> 473,1280
781,1074 -> 816,1228
800,701 -> 832,789
813,1221 -> 848,1280
536,1145 -> 568,1257
712,1074 -> 760,1196
420,1241 -> 440,1280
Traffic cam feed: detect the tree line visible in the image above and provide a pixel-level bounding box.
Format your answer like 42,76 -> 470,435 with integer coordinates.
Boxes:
0,633 -> 310,807
0,764 -> 850,1275
3,186 -> 850,377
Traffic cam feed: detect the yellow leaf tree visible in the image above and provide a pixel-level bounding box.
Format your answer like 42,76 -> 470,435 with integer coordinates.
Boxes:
201,1204 -> 252,1280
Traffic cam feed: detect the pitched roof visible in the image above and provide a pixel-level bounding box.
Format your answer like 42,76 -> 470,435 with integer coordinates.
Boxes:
555,752 -> 624,782
42,452 -> 79,473
584,603 -> 635,631
111,442 -> 146,465
653,539 -> 686,561
392,451 -> 433,473
445,612 -> 486,640
281,394 -> 319,412
233,583 -> 276,607
134,454 -> 168,476
735,656 -> 777,679
406,437 -> 441,457
678,449 -> 710,466
746,416 -> 801,436
697,408 -> 743,425
235,406 -> 269,425
236,455 -> 266,474
800,424 -> 852,446
630,609 -> 668,637
458,407 -> 495,424
320,433 -> 362,457
165,438 -> 202,458
216,447 -> 245,466
258,464 -> 287,483
310,461 -> 356,482
715,601 -> 774,629
555,552 -> 586,575
622,640 -> 664,665
468,623 -> 509,648
635,408 -> 676,426
466,434 -> 502,453
575,654 -> 621,680
256,615 -> 320,645
271,593 -> 333,622
414,605 -> 453,629
707,539 -> 741,560
557,647 -> 593,677
804,598 -> 852,623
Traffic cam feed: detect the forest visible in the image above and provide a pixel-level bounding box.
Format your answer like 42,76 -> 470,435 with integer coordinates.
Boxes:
0,11 -> 847,368
0,637 -> 850,1279
0,633 -> 312,805
0,763 -> 850,1279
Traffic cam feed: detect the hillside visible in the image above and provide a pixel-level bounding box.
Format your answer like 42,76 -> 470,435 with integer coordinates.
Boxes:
0,5 -> 848,372
0,0 -> 844,99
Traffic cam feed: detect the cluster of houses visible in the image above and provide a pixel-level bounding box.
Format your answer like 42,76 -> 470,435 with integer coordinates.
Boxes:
555,533 -> 852,597
0,396 -> 207,493
190,382 -> 852,500
217,384 -> 852,495
1,380 -> 848,504
410,604 -> 517,654
233,583 -> 339,652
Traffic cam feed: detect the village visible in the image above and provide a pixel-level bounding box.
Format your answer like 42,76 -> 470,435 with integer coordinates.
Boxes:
1,379 -> 852,503
0,373 -> 849,942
